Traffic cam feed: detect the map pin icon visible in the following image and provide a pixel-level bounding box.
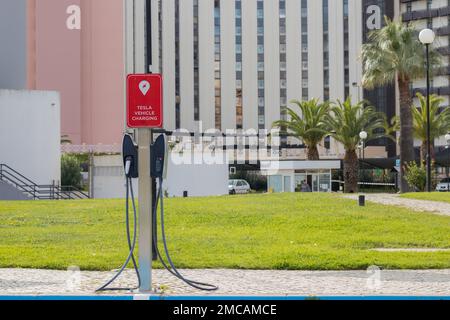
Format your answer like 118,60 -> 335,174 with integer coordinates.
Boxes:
139,80 -> 151,96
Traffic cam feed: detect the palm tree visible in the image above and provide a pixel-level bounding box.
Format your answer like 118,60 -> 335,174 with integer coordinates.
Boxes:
412,93 -> 450,162
273,99 -> 330,160
325,98 -> 389,193
361,17 -> 440,193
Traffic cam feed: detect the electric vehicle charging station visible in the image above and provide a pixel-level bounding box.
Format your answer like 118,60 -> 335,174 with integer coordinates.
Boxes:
96,1 -> 217,294
97,73 -> 217,293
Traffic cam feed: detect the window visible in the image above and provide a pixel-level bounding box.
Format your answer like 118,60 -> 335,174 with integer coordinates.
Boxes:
301,0 -> 308,100
235,0 -> 243,129
175,0 -> 180,128
193,0 -> 199,121
279,0 -> 287,121
323,0 -> 329,100
343,0 -> 349,99
257,0 -> 265,129
214,0 -> 221,130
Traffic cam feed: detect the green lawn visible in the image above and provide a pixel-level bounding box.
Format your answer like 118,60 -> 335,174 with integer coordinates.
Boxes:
400,192 -> 450,204
0,193 -> 449,271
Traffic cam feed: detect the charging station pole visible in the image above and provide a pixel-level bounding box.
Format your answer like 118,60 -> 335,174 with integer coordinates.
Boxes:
124,0 -> 153,292
138,129 -> 153,292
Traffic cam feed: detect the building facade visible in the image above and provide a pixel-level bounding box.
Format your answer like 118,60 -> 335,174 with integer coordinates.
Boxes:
0,0 -> 125,147
4,1 -> 449,156
151,0 -> 403,159
0,0 -> 28,90
401,0 -> 450,148
152,0 -> 370,132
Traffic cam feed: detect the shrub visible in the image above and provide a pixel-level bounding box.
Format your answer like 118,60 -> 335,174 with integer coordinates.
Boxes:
61,155 -> 82,189
404,162 -> 427,192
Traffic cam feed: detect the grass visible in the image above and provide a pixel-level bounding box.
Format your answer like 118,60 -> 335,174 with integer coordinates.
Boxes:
0,193 -> 449,271
400,192 -> 450,204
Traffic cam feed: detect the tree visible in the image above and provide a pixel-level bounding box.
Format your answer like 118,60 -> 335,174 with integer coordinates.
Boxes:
272,99 -> 330,160
325,98 -> 389,193
411,93 -> 450,163
61,155 -> 82,189
361,17 -> 440,193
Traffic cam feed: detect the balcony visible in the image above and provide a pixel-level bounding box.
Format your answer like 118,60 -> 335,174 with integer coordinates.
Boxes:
402,6 -> 449,22
437,46 -> 450,56
436,25 -> 450,37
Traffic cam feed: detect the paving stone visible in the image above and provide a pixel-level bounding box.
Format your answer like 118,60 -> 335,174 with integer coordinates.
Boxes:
343,194 -> 450,216
0,269 -> 448,296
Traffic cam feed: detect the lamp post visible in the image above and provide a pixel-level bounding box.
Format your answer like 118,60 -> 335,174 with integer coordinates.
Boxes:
419,28 -> 436,192
359,131 -> 368,160
446,133 -> 450,192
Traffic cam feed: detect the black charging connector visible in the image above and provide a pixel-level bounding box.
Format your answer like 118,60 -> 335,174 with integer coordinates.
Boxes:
122,134 -> 139,178
97,134 -> 141,293
151,134 -> 167,179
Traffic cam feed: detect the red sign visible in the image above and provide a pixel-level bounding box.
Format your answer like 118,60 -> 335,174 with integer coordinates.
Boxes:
127,74 -> 163,128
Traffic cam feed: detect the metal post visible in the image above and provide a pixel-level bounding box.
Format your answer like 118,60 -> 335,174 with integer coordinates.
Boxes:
426,44 -> 432,192
88,151 -> 94,199
138,128 -> 153,292
362,141 -> 365,161
125,0 -> 152,292
447,145 -> 450,192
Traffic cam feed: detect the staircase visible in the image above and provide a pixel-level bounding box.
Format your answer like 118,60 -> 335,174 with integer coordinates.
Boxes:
0,164 -> 90,200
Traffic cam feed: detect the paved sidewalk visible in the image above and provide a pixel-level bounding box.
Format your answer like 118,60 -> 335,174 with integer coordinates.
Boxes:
0,269 -> 449,296
344,194 -> 450,216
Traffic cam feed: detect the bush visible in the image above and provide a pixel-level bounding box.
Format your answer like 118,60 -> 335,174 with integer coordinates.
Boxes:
61,155 -> 82,188
404,162 -> 427,192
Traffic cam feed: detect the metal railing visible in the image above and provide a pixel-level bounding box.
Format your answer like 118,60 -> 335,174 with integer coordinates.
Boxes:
0,164 -> 90,200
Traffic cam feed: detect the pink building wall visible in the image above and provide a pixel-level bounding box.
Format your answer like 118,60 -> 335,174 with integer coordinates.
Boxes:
27,0 -> 124,146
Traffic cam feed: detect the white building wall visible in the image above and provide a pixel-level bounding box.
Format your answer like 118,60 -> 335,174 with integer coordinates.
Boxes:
329,0 -> 345,102
264,0 -> 281,129
0,90 -> 61,185
152,0 -> 372,133
199,0 -> 215,130
349,0 -> 363,103
92,154 -> 228,199
307,0 -> 324,100
242,0 -> 258,130
180,0 -> 196,131
285,0 -> 301,106
221,0 -> 237,131
151,0 -> 160,74
162,0 -> 176,130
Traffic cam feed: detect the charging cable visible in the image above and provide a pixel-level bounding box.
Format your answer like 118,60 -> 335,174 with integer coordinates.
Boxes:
152,177 -> 218,291
96,174 -> 141,292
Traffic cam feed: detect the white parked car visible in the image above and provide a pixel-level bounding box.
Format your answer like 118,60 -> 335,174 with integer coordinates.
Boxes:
228,179 -> 251,195
436,178 -> 450,192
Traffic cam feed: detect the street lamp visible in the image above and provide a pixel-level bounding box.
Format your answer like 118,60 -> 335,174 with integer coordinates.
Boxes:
419,28 -> 436,192
446,133 -> 450,192
359,131 -> 368,160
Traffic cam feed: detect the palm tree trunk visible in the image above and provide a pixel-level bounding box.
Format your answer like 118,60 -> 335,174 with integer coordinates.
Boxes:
398,78 -> 415,193
420,141 -> 426,165
307,146 -> 320,161
344,150 -> 359,193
